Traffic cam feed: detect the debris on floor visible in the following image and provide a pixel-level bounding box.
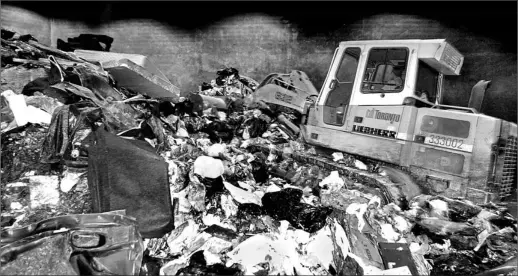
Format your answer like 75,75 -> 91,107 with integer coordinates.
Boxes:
0,211 -> 144,275
1,28 -> 517,276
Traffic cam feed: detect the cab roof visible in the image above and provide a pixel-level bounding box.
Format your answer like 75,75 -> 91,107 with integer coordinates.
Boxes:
339,39 -> 464,75
339,39 -> 448,47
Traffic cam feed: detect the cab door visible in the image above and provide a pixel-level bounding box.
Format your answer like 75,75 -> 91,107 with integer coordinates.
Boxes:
316,46 -> 364,130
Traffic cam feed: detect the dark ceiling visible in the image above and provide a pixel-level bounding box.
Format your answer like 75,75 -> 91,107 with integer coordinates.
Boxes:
4,1 -> 517,52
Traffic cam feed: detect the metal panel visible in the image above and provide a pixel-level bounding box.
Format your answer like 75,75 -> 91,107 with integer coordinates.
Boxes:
410,142 -> 471,177
304,124 -> 404,164
413,108 -> 478,153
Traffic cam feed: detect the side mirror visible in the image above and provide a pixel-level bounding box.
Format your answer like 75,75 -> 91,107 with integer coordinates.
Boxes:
329,79 -> 338,90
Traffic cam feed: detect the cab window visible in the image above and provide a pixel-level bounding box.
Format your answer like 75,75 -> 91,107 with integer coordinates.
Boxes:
361,48 -> 409,93
415,61 -> 439,103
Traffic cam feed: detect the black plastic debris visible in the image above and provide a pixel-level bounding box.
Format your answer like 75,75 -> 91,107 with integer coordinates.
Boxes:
428,251 -> 486,276
198,176 -> 225,202
433,195 -> 482,222
40,105 -> 79,164
228,98 -> 245,113
22,77 -> 79,104
237,203 -> 264,218
234,203 -> 266,234
261,188 -> 333,233
250,152 -> 269,184
242,117 -> 269,138
485,228 -> 518,263
184,116 -> 206,133
139,253 -> 163,276
87,127 -> 174,238
202,120 -> 237,143
340,255 -> 364,276
101,101 -> 144,134
449,234 -> 479,250
203,225 -> 239,241
72,66 -> 124,101
188,93 -> 205,116
215,67 -> 240,86
39,98 -> 145,164
472,256 -> 518,276
176,250 -> 243,276
201,82 -> 213,92
1,35 -> 46,60
0,216 -> 16,228
57,34 -> 114,52
51,82 -> 106,107
143,115 -> 169,151
1,29 -> 16,40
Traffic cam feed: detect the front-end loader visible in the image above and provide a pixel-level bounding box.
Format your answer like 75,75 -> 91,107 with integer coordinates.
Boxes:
249,39 -> 517,205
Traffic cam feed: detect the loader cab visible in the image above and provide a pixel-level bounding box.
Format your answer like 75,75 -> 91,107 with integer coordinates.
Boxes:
303,40 -> 518,204
317,39 -> 464,126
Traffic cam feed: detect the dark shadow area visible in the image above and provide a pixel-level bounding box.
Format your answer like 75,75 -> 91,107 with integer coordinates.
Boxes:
3,1 -> 517,52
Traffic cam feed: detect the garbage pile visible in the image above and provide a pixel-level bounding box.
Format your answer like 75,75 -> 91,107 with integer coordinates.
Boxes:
198,67 -> 258,97
1,29 -> 517,276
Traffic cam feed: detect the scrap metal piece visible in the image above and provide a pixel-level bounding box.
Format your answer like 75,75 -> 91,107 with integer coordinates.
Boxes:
73,50 -> 170,83
103,58 -> 180,101
0,211 -> 143,275
248,70 -> 319,114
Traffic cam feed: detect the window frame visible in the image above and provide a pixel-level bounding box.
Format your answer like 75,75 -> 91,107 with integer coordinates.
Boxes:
322,46 -> 362,126
333,47 -> 362,84
360,47 -> 410,94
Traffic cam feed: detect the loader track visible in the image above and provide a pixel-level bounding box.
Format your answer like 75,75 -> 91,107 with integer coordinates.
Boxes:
248,141 -> 409,206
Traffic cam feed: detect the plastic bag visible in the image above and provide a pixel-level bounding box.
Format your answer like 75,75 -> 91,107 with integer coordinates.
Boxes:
199,176 -> 225,202
261,188 -> 333,233
203,224 -> 239,242
250,152 -> 269,184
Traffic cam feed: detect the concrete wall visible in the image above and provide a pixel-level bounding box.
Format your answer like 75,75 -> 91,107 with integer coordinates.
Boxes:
1,5 -> 516,122
1,5 -> 52,46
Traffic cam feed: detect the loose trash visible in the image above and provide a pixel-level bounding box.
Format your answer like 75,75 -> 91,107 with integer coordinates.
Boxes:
354,160 -> 368,170
60,168 -> 87,193
1,28 -> 517,276
262,188 -> 333,233
319,170 -> 345,192
1,89 -> 51,128
378,242 -> 420,276
166,220 -> 200,256
223,181 -> 262,206
193,156 -> 225,179
332,152 -> 344,161
26,175 -> 61,209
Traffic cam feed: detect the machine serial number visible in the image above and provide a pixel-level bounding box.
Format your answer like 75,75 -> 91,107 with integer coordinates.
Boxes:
275,91 -> 293,104
425,135 -> 464,150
